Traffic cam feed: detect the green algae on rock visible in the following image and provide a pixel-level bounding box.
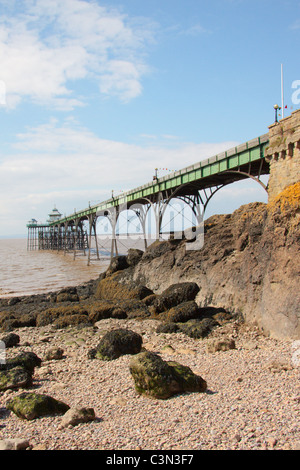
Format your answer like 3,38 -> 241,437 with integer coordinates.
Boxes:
6,392 -> 70,420
0,351 -> 42,373
95,270 -> 153,301
88,328 -> 143,361
0,367 -> 32,392
129,350 -> 207,399
152,282 -> 200,314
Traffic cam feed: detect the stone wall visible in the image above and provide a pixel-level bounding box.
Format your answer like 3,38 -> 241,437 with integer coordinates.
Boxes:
265,109 -> 300,200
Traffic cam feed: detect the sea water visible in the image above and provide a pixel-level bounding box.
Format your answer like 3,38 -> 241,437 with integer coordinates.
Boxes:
0,238 -> 110,298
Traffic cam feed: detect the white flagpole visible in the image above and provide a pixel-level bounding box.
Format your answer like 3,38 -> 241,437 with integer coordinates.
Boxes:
281,63 -> 284,118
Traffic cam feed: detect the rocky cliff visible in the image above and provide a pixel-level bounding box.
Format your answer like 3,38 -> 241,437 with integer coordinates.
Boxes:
128,183 -> 299,340
1,183 -> 299,341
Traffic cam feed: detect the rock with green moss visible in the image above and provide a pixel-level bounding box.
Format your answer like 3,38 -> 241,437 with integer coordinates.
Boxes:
179,318 -> 218,339
153,282 -> 200,313
156,322 -> 180,334
164,301 -> 201,323
53,314 -> 92,329
0,367 -> 32,391
88,300 -> 127,323
95,271 -> 153,301
36,305 -> 89,327
129,350 -> 207,399
6,392 -> 70,420
56,287 -> 79,302
89,328 -> 143,361
0,351 -> 41,373
156,317 -> 219,339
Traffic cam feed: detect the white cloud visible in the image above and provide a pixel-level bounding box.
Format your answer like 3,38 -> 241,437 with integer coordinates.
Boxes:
0,0 -> 154,109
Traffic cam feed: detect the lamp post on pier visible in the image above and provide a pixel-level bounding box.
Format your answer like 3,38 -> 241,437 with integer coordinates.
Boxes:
274,104 -> 281,123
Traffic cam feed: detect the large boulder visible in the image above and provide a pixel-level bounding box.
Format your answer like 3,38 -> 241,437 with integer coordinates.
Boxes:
95,271 -> 153,301
88,328 -> 143,361
163,301 -> 201,323
152,282 -> 200,313
129,350 -> 207,399
6,392 -> 70,420
0,352 -> 42,373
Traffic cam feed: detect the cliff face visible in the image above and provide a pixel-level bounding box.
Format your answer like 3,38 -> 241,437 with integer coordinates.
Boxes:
132,183 -> 300,340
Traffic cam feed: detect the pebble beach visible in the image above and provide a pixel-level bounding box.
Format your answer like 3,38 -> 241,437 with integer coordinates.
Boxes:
1,316 -> 299,451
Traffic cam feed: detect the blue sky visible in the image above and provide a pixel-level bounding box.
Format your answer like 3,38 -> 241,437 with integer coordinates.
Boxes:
0,0 -> 299,236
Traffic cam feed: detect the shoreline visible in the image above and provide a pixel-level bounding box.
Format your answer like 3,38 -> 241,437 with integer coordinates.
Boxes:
0,266 -> 299,450
1,315 -> 299,450
0,237 -> 110,301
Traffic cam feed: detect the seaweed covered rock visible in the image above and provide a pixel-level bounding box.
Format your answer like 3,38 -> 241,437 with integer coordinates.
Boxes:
88,300 -> 127,323
0,312 -> 36,331
1,351 -> 42,373
36,305 -> 90,328
0,332 -> 20,348
55,286 -> 79,303
129,351 -> 207,399
6,392 -> 70,420
164,301 -> 201,323
156,322 -> 180,334
0,367 -> 32,391
95,271 -> 154,302
88,328 -> 143,361
156,317 -> 219,339
179,318 -> 219,339
56,293 -> 79,303
117,300 -> 150,319
153,282 -> 200,313
53,314 -> 91,329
